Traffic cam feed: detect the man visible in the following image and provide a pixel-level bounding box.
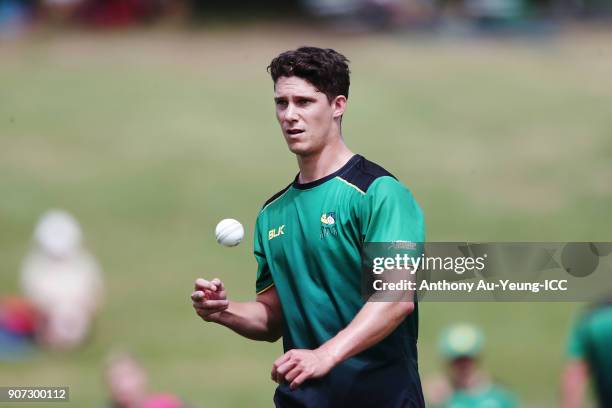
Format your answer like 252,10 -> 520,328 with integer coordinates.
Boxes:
424,324 -> 517,408
562,299 -> 612,408
103,352 -> 184,408
191,47 -> 425,407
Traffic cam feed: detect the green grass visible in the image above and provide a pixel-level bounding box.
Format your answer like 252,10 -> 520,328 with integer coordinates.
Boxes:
1,27 -> 611,407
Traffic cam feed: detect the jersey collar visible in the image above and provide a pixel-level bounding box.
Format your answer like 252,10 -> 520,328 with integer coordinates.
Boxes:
292,154 -> 362,190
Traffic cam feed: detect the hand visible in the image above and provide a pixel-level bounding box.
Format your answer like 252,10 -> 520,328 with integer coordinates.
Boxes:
191,278 -> 229,323
271,348 -> 336,390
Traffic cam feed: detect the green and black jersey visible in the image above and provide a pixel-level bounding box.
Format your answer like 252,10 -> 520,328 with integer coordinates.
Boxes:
567,299 -> 612,407
253,154 -> 425,405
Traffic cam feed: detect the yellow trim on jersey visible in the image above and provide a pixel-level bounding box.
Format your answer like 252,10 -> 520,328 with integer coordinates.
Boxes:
335,176 -> 366,195
256,283 -> 275,295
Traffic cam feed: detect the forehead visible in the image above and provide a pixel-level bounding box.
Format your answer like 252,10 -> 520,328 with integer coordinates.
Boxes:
274,76 -> 321,97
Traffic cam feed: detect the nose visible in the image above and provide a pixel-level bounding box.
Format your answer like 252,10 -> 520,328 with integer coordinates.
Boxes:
284,103 -> 298,122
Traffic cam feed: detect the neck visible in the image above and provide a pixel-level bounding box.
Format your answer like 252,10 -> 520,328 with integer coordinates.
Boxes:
296,139 -> 354,184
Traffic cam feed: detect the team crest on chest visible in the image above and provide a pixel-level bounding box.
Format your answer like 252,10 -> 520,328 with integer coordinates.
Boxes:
320,212 -> 338,239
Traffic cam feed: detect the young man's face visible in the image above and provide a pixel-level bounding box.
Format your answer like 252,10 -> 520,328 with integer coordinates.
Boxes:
274,76 -> 345,157
448,356 -> 478,389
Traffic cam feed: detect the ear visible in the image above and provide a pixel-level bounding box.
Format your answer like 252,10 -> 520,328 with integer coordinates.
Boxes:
331,95 -> 347,120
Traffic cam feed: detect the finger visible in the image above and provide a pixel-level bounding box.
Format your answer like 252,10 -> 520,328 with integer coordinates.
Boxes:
211,278 -> 224,291
201,299 -> 229,308
192,300 -> 207,309
196,306 -> 221,315
193,303 -> 220,312
192,300 -> 228,314
271,367 -> 278,383
194,278 -> 217,292
209,280 -> 226,300
273,351 -> 293,368
276,360 -> 298,377
272,352 -> 293,383
191,291 -> 205,301
290,372 -> 310,390
271,363 -> 283,383
284,365 -> 303,383
204,289 -> 225,301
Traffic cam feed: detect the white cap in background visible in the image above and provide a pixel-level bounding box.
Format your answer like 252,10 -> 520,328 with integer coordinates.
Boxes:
34,210 -> 83,258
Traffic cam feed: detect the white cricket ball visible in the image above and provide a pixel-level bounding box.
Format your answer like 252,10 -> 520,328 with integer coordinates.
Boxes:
215,218 -> 244,247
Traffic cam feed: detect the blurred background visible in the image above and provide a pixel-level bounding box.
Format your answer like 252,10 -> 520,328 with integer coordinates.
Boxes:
1,0 -> 611,407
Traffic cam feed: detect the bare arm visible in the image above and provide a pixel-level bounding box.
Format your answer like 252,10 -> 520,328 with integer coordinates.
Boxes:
216,289 -> 283,342
192,278 -> 282,342
321,300 -> 413,362
561,359 -> 589,408
273,297 -> 414,389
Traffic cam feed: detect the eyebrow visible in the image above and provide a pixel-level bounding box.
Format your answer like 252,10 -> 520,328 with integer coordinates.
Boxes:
274,95 -> 317,102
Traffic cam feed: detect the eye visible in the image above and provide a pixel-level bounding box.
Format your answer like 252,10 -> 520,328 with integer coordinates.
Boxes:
297,99 -> 311,106
275,99 -> 288,108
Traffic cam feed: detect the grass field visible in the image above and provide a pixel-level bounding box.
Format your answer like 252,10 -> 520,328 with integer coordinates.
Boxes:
1,25 -> 611,407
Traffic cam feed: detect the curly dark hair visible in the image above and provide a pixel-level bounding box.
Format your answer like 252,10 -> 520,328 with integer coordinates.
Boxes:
267,47 -> 351,102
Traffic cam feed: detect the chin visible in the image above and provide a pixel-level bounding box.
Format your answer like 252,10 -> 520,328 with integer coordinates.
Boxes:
288,145 -> 319,157
286,140 -> 312,156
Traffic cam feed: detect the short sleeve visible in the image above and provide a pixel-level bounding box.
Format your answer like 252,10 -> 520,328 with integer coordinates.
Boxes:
254,215 -> 274,294
361,176 -> 425,244
566,316 -> 587,360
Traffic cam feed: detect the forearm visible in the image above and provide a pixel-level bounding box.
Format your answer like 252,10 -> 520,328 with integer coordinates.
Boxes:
318,301 -> 413,365
216,300 -> 282,342
561,361 -> 588,408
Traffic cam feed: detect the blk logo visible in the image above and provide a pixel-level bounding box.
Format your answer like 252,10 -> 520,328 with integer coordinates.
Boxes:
268,225 -> 285,240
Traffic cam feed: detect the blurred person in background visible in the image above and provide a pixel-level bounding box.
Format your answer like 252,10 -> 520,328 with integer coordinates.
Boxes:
77,0 -> 171,27
424,323 -> 518,408
0,296 -> 37,360
562,298 -> 612,408
104,351 -> 185,408
40,0 -> 180,28
464,0 -> 525,26
0,0 -> 35,37
302,0 -> 436,30
40,0 -> 84,25
437,0 -> 525,30
20,209 -> 104,350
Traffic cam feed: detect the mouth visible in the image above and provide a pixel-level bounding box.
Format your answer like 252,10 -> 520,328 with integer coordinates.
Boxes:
286,128 -> 304,136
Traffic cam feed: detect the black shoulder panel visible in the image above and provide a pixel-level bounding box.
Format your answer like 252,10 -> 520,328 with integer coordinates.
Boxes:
262,182 -> 292,209
337,155 -> 396,193
586,297 -> 612,316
